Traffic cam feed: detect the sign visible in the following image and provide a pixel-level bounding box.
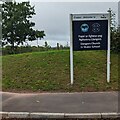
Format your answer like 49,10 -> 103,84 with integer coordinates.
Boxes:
72,14 -> 109,51
70,13 -> 110,85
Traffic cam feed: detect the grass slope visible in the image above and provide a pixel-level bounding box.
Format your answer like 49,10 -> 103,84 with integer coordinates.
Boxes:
2,50 -> 118,92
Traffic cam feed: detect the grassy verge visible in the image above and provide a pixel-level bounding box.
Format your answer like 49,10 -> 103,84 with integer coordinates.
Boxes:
2,50 -> 118,92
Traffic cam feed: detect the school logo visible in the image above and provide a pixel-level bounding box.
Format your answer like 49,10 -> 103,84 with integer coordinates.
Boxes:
92,23 -> 101,33
81,24 -> 89,33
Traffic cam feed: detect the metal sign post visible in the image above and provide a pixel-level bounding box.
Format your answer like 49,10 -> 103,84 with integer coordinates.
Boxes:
107,12 -> 111,83
70,14 -> 74,85
70,13 -> 110,85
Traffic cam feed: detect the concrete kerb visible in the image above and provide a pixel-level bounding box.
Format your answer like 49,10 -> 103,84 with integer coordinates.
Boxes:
30,113 -> 65,119
101,113 -> 120,119
0,112 -> 30,119
0,112 -> 120,119
64,113 -> 101,119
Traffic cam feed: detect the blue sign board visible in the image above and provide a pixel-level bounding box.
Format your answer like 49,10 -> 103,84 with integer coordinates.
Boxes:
72,15 -> 109,51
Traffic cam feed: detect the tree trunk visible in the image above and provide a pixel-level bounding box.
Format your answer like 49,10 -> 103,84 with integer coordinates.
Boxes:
11,43 -> 15,54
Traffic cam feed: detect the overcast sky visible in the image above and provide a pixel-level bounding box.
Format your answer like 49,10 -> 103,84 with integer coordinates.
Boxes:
15,1 -> 119,47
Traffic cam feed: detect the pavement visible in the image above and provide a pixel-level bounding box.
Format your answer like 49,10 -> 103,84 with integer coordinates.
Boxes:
0,91 -> 120,119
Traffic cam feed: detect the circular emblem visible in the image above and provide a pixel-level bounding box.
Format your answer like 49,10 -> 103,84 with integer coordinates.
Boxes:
92,23 -> 100,33
81,24 -> 89,33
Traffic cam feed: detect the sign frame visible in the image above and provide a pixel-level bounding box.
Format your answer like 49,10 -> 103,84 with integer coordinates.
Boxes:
70,13 -> 111,85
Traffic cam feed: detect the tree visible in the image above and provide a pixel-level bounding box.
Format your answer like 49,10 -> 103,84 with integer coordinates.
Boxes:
2,1 -> 45,53
107,8 -> 120,52
60,44 -> 63,49
64,42 -> 69,49
57,43 -> 59,50
44,41 -> 48,48
44,41 -> 51,50
107,8 -> 116,32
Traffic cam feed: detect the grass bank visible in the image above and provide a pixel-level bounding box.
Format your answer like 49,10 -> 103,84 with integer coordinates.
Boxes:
2,50 -> 118,92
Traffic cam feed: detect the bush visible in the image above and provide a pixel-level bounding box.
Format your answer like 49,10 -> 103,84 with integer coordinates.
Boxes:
111,30 -> 120,53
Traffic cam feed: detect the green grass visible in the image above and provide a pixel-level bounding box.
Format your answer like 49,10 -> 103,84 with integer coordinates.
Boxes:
2,50 -> 118,92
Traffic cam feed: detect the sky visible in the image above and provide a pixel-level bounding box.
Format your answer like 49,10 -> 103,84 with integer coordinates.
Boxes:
15,1 -> 119,47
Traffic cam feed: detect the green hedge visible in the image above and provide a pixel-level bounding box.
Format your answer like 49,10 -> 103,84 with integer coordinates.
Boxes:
2,46 -> 46,55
